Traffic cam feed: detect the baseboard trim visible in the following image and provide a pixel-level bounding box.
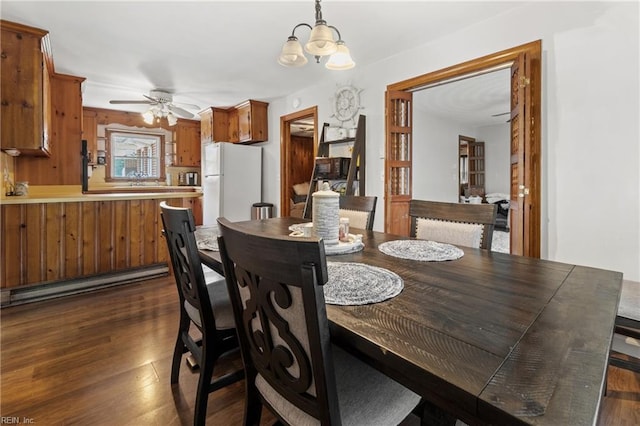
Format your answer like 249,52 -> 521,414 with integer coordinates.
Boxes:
0,264 -> 169,307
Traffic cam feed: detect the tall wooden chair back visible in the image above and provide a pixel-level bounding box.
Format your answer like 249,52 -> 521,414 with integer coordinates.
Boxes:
160,202 -> 243,426
338,195 -> 377,231
409,199 -> 498,249
217,217 -> 421,426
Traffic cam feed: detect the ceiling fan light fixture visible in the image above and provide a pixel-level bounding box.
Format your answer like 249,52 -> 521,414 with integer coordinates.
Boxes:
111,90 -> 197,124
325,40 -> 355,70
166,112 -> 178,126
142,109 -> 155,125
279,0 -> 353,70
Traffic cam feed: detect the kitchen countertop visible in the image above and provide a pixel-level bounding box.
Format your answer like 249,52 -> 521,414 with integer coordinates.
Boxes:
1,185 -> 202,205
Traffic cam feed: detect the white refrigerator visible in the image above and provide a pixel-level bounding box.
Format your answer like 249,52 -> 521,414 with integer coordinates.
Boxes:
201,142 -> 262,225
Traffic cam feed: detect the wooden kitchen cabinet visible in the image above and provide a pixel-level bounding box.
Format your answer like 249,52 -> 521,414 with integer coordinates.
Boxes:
174,120 -> 201,166
0,20 -> 52,156
199,107 -> 230,143
228,108 -> 239,143
181,196 -> 203,225
236,99 -> 268,143
199,99 -> 268,145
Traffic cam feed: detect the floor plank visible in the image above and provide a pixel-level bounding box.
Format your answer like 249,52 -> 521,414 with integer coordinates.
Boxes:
1,276 -> 637,425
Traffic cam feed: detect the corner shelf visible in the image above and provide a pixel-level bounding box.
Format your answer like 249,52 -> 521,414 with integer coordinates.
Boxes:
303,115 -> 366,219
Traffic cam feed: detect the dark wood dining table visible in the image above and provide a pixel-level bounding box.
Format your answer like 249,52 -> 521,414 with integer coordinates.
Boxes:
199,217 -> 622,426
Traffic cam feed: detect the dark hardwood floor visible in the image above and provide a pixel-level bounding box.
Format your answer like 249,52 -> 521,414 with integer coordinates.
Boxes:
1,276 -> 638,425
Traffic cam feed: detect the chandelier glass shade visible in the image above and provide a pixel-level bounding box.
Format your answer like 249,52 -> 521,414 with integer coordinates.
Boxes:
277,35 -> 308,67
278,0 -> 355,70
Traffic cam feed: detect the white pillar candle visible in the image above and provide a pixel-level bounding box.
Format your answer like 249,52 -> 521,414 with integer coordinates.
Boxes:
312,182 -> 340,245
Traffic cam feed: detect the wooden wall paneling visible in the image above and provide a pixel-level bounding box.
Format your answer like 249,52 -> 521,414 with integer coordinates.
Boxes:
152,199 -> 164,264
2,205 -> 23,287
156,200 -> 168,264
1,197 -> 184,290
113,200 -> 129,270
24,203 -> 44,285
290,135 -> 314,188
143,199 -> 160,265
129,199 -> 142,268
82,109 -> 98,162
63,202 -> 81,279
98,201 -> 114,273
85,107 -> 199,131
82,201 -> 98,276
45,203 -> 63,281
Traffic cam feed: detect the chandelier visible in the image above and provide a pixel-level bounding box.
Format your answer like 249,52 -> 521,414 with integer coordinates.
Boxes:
278,0 -> 355,70
142,104 -> 178,126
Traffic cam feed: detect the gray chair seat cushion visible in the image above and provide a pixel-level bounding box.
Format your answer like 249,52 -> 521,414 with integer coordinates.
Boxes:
618,280 -> 640,322
256,345 -> 420,426
184,266 -> 235,330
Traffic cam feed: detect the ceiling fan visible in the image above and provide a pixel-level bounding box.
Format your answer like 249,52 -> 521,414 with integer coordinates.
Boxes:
109,89 -> 200,121
491,111 -> 512,123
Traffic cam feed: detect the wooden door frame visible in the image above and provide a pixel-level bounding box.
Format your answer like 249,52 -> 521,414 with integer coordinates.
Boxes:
386,40 -> 541,257
280,106 -> 318,217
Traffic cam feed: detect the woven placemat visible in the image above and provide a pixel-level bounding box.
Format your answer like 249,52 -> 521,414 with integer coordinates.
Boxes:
194,225 -> 220,251
324,262 -> 403,305
378,239 -> 463,261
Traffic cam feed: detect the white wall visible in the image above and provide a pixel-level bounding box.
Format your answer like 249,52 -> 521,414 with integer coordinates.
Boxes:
263,2 -> 639,282
476,123 -> 510,196
412,105 -> 475,202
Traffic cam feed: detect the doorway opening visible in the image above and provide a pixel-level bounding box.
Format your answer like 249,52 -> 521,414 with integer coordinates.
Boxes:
280,106 -> 318,217
385,40 -> 541,257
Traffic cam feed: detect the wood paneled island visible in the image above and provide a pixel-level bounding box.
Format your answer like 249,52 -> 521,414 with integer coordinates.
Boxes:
0,187 -> 201,306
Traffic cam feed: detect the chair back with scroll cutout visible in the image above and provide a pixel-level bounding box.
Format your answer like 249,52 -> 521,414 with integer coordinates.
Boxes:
217,217 -> 340,424
218,217 -> 428,426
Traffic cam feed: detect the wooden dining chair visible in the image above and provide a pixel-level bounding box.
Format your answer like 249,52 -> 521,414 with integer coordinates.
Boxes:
159,202 -> 244,426
338,195 -> 377,231
409,199 -> 498,249
609,280 -> 640,373
217,217 -> 422,426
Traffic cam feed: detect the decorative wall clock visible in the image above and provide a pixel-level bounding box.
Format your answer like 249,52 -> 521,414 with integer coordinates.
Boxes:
332,85 -> 362,125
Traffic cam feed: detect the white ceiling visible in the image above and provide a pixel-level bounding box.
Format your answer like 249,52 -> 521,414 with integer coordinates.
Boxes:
1,1 -> 520,125
413,67 -> 512,127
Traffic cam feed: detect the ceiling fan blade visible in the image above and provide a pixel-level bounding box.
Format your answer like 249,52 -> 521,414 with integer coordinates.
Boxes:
168,104 -> 196,118
491,112 -> 510,117
143,94 -> 161,103
109,100 -> 154,105
173,101 -> 201,110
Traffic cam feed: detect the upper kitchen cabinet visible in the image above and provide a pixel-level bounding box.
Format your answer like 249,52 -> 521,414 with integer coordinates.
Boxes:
199,107 -> 229,143
236,99 -> 268,143
227,108 -> 239,143
199,100 -> 268,145
1,20 -> 52,157
174,120 -> 201,167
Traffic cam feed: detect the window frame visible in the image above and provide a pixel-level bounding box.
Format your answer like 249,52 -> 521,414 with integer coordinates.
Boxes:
105,129 -> 166,183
